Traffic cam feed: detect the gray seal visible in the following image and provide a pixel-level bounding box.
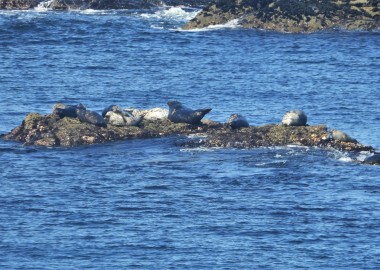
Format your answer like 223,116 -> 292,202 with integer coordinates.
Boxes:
76,106 -> 107,127
226,114 -> 249,129
282,110 -> 307,126
167,100 -> 211,124
53,103 -> 85,118
330,129 -> 357,143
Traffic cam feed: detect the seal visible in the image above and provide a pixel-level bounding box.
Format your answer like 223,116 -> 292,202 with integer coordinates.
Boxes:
330,129 -> 357,143
102,105 -> 120,118
226,114 -> 249,129
363,153 -> 380,165
282,110 -> 307,126
105,110 -> 142,127
76,106 -> 107,127
53,103 -> 85,118
167,100 -> 212,124
124,107 -> 168,121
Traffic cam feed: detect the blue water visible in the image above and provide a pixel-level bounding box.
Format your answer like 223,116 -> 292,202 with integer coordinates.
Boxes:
1,6 -> 380,269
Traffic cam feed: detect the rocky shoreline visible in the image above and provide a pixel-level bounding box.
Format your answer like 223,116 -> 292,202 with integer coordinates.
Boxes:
2,103 -> 379,164
182,0 -> 380,32
0,0 -> 211,10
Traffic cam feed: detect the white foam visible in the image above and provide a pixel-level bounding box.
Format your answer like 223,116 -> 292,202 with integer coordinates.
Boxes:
141,7 -> 200,22
34,0 -> 54,11
182,19 -> 241,32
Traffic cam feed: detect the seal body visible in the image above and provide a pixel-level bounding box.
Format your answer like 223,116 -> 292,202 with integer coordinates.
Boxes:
105,111 -> 142,126
226,114 -> 249,129
282,110 -> 307,126
76,107 -> 107,127
331,129 -> 357,143
53,103 -> 85,118
125,108 -> 168,121
167,100 -> 211,124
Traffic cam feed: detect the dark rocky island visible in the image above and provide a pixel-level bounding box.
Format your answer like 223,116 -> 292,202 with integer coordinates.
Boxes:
0,104 -> 373,152
182,0 -> 380,32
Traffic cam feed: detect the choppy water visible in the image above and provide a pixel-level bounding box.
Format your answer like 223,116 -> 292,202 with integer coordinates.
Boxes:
1,6 -> 380,269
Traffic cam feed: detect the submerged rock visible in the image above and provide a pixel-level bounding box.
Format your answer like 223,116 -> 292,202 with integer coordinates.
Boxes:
363,153 -> 380,165
182,0 -> 380,32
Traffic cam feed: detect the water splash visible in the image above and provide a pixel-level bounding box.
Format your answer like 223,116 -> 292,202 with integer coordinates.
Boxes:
34,0 -> 54,11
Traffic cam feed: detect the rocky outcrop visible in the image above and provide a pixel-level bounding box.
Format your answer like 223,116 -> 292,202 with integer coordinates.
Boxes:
0,0 -> 39,9
182,0 -> 380,32
0,0 -> 212,10
0,108 -> 373,157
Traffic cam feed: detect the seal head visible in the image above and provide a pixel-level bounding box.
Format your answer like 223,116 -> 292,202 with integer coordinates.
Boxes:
167,100 -> 211,125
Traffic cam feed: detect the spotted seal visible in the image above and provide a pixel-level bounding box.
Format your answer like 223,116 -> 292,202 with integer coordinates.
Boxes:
330,129 -> 357,143
226,114 -> 249,129
167,100 -> 211,124
124,107 -> 168,121
105,109 -> 142,127
76,106 -> 107,127
282,110 -> 307,126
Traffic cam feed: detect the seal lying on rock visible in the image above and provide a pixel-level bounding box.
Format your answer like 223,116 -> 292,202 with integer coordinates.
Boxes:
53,103 -> 85,118
282,110 -> 307,126
330,129 -> 357,143
226,114 -> 249,129
76,106 -> 107,127
105,110 -> 142,127
124,108 -> 168,121
167,100 -> 211,124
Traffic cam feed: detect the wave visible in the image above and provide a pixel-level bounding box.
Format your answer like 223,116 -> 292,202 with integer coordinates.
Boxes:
34,0 -> 55,12
182,19 -> 241,32
140,6 -> 200,22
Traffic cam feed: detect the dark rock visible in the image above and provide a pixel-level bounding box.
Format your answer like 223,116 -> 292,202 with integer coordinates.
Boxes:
182,0 -> 380,32
363,153 -> 380,165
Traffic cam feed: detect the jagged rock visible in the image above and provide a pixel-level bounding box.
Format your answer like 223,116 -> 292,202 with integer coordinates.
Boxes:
182,0 -> 380,32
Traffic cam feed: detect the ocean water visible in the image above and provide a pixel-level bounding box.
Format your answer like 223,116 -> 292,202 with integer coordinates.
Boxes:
1,6 -> 380,269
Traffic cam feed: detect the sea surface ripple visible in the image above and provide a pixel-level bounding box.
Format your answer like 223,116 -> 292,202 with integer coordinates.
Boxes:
1,7 -> 380,269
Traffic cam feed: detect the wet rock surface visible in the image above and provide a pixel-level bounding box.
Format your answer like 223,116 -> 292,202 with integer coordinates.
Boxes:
182,0 -> 380,32
1,111 -> 374,156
